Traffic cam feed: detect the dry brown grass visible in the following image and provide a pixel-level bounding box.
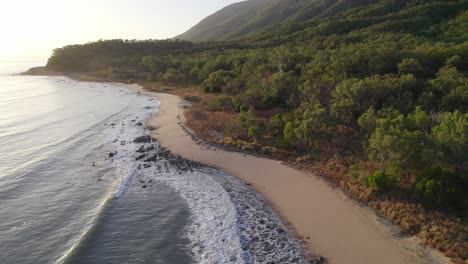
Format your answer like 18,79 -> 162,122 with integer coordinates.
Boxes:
185,109 -> 239,141
372,199 -> 468,262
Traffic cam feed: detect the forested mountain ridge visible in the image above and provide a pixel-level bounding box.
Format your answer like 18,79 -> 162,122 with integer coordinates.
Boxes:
43,0 -> 468,262
176,0 -> 379,41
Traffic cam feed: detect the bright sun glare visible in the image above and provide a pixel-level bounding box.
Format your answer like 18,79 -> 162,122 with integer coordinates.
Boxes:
1,1 -> 88,58
1,0 -> 240,59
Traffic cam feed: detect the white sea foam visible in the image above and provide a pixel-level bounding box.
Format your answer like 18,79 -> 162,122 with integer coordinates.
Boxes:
203,168 -> 307,264
126,148 -> 307,263
134,159 -> 306,264
152,170 -> 246,264
100,86 -> 158,199
113,164 -> 138,198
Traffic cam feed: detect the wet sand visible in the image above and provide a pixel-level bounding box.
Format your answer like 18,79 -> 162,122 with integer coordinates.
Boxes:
132,85 -> 451,264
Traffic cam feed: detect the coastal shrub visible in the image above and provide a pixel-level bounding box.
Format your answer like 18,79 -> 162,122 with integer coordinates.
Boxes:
367,109 -> 426,171
260,95 -> 279,110
414,167 -> 461,209
205,95 -> 234,111
366,170 -> 393,193
239,108 -> 256,129
283,121 -> 299,147
146,72 -> 156,81
357,107 -> 377,137
423,111 -> 468,175
398,58 -> 426,77
295,107 -> 335,148
267,114 -> 285,136
202,70 -> 234,93
159,68 -> 186,84
248,126 -> 259,142
234,102 -> 247,113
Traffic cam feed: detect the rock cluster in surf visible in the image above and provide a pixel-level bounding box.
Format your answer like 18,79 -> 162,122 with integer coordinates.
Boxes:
100,99 -> 318,263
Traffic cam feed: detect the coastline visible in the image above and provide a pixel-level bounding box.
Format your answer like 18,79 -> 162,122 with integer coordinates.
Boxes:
130,84 -> 452,264
19,69 -> 454,263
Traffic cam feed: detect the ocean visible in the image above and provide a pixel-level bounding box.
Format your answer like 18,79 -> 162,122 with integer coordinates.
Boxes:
0,60 -> 307,264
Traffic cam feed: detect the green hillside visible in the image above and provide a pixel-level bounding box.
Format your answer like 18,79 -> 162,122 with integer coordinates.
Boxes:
176,0 -> 379,41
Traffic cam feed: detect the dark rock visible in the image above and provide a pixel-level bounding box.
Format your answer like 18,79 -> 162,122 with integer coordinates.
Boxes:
144,155 -> 158,162
262,241 -> 273,252
136,146 -> 146,153
146,146 -> 155,152
108,151 -> 117,158
137,145 -> 156,153
136,154 -> 146,161
133,136 -> 152,144
142,185 -> 148,188
245,182 -> 252,186
136,122 -> 143,126
241,243 -> 250,251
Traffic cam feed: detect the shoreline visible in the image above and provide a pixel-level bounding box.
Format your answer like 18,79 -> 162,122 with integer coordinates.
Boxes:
130,84 -> 452,264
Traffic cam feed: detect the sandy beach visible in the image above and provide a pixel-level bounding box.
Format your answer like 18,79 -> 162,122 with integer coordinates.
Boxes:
131,85 -> 451,264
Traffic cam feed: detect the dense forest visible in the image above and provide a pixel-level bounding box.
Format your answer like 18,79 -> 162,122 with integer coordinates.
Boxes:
45,0 -> 467,261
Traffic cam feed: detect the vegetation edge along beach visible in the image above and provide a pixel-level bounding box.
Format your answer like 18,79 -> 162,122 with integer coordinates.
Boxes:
138,84 -> 455,264
24,0 -> 467,262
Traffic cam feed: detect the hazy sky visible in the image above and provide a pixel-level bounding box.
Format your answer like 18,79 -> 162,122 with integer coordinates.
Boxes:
0,0 -> 240,59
